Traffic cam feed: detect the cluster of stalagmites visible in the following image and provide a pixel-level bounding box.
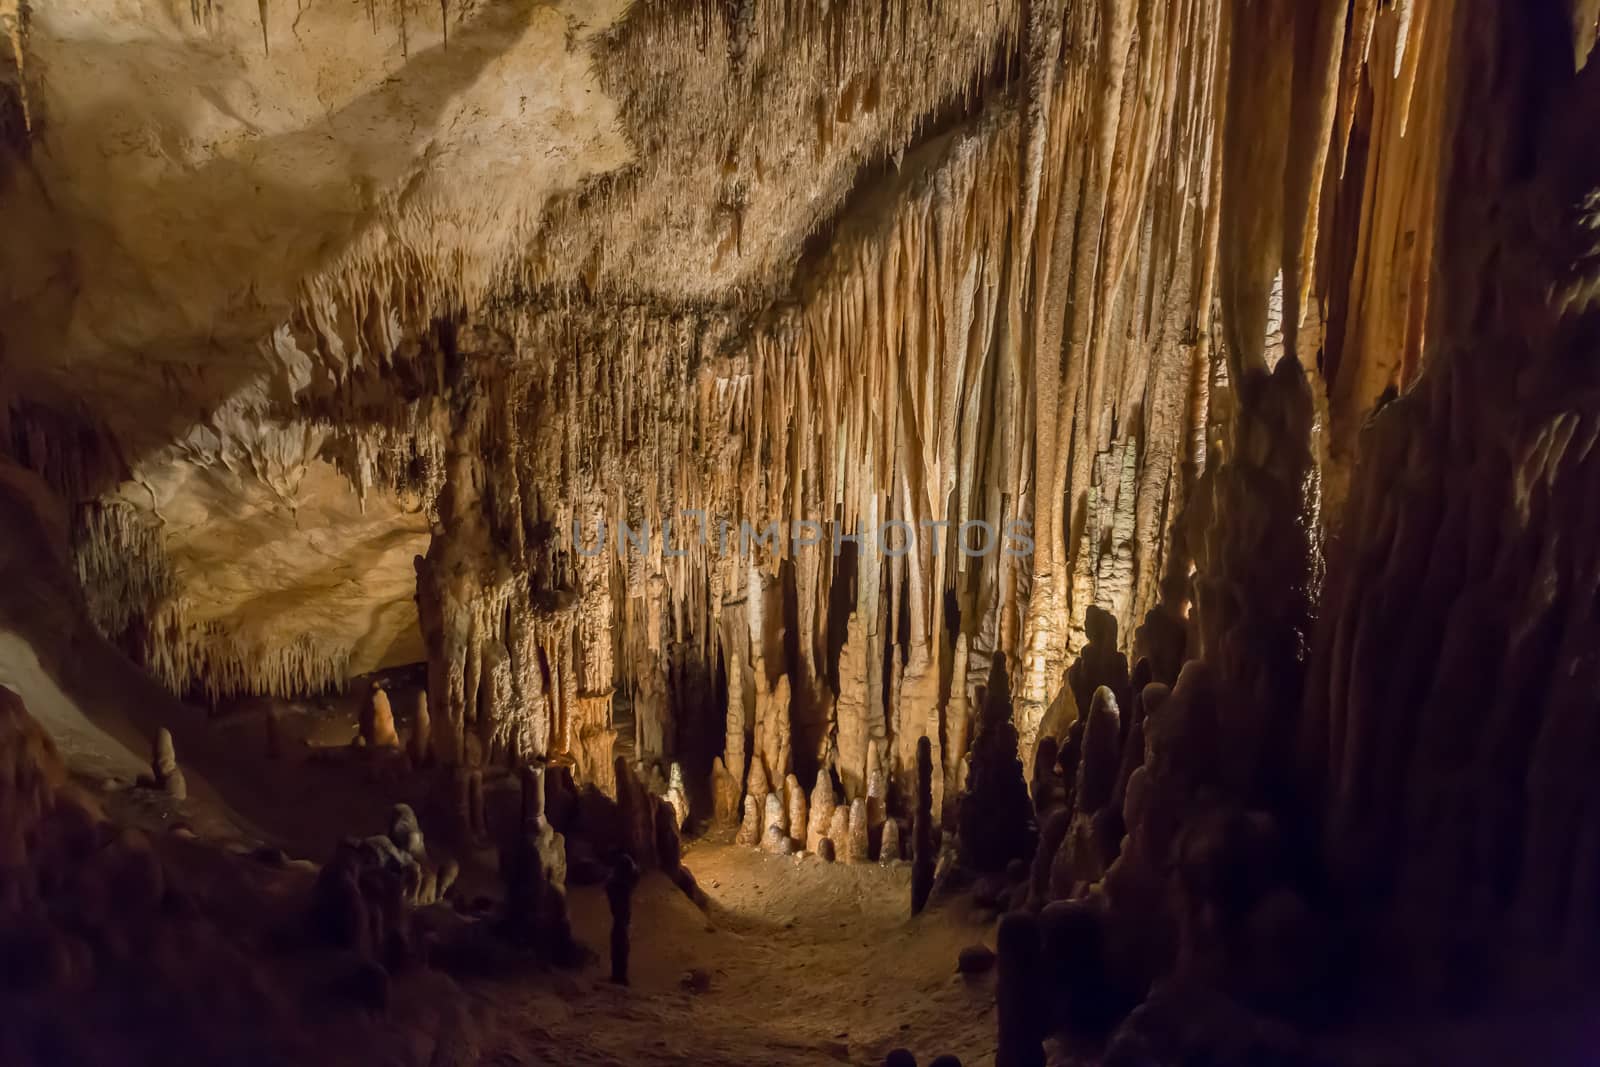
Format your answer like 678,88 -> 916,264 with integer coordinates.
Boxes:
959,605 -> 1342,1065
727,727 -> 941,886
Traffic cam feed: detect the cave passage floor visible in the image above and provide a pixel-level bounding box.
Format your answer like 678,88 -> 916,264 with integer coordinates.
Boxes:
487,844 -> 999,1066
1,634 -> 998,1067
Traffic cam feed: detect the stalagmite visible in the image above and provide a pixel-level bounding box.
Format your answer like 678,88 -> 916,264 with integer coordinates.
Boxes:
943,636 -> 973,821
845,798 -> 869,865
388,803 -> 425,860
665,762 -> 690,831
360,684 -> 400,749
880,819 -> 902,864
865,739 -> 888,858
958,656 -> 1035,874
760,792 -> 790,855
828,806 -> 851,859
711,757 -> 741,828
805,772 -> 835,855
784,773 -> 807,852
150,728 -> 186,801
995,911 -> 1045,1067
745,757 -> 771,828
735,796 -> 761,848
1050,687 -> 1122,897
912,736 -> 935,916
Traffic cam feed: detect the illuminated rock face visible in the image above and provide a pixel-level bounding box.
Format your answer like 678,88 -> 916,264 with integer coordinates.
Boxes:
5,0 -> 1600,1024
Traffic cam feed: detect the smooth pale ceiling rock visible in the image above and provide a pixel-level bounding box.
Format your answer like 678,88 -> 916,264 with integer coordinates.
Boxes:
3,0 -> 632,415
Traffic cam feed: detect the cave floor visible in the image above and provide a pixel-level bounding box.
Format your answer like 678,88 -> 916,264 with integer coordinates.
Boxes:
482,844 -> 999,1066
2,634 -> 998,1067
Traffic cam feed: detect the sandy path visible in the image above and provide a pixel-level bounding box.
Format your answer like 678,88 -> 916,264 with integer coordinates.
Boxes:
474,845 -> 1000,1067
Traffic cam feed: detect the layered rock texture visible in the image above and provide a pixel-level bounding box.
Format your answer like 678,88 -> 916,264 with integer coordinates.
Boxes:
3,0 -> 1600,1039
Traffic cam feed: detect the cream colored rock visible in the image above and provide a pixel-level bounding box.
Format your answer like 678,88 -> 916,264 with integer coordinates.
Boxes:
711,757 -> 742,828
666,762 -> 690,831
829,807 -> 851,859
845,798 -> 869,865
760,793 -> 789,855
361,685 -> 400,749
784,773 -> 807,850
151,728 -> 186,801
880,819 -> 902,864
806,774 -> 836,854
735,796 -> 762,848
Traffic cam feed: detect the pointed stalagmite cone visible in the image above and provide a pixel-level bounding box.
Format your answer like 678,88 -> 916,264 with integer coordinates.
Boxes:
362,684 -> 399,749
736,795 -> 762,847
866,740 -> 887,847
785,773 -> 807,850
846,798 -> 869,864
880,818 -> 902,863
666,761 -> 690,830
152,727 -> 186,800
747,757 -> 771,817
829,806 -> 850,856
712,756 -> 742,827
806,773 -> 835,853
760,792 -> 789,854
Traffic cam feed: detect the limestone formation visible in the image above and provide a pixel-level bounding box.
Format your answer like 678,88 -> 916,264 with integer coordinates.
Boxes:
912,736 -> 936,916
760,793 -> 791,855
995,911 -> 1044,1067
665,762 -> 690,832
746,758 -> 772,827
735,796 -> 762,848
805,772 -> 836,855
817,838 -> 836,864
4,0 -> 1598,1044
388,803 -> 426,861
1030,735 -> 1064,814
956,944 -> 996,975
879,819 -> 902,864
828,807 -> 851,858
784,773 -> 808,851
957,655 -> 1035,875
360,684 -> 400,749
150,728 -> 186,801
761,822 -> 796,856
865,739 -> 888,855
711,756 -> 742,829
499,811 -> 578,965
1076,688 -> 1121,816
521,762 -> 549,829
1065,608 -> 1132,738
845,799 -> 869,865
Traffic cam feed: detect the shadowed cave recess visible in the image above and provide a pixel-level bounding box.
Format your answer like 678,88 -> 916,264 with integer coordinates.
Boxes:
2,0 -> 1600,1064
